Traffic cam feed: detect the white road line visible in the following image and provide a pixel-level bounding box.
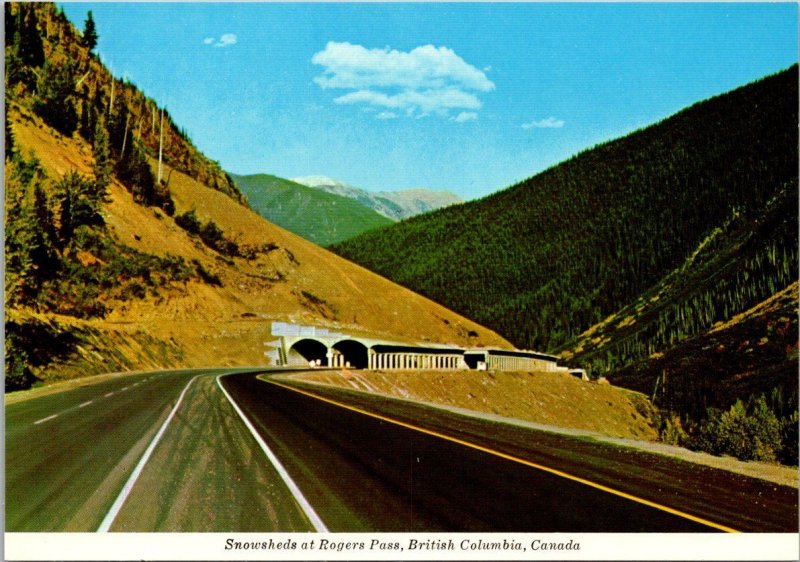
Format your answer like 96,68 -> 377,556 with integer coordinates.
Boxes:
121,386 -> 130,391
79,401 -> 93,408
216,375 -> 328,532
97,376 -> 199,533
33,414 -> 58,425
104,392 -> 114,398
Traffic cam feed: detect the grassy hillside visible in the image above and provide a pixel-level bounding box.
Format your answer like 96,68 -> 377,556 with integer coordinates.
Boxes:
4,2 -> 510,391
331,66 -> 798,357
232,174 -> 393,246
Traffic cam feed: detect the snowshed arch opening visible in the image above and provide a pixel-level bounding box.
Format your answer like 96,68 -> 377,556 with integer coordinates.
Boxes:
287,339 -> 329,366
332,340 -> 369,369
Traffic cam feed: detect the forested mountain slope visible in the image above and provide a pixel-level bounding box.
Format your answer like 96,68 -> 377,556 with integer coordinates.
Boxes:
232,174 -> 393,246
331,66 -> 798,358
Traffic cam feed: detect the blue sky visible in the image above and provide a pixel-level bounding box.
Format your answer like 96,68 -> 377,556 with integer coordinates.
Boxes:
62,3 -> 797,200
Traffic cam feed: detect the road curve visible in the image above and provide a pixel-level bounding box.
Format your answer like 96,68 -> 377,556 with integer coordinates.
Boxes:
7,368 -> 796,532
222,372 -> 797,532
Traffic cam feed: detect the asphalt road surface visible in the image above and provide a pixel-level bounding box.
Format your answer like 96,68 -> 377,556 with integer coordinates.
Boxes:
6,369 -> 797,532
224,373 -> 798,532
6,368 -> 317,532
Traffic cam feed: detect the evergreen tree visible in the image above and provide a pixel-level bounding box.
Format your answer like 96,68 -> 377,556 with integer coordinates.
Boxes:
115,140 -> 156,205
54,171 -> 105,243
5,3 -> 17,48
92,118 -> 112,198
30,182 -> 60,273
78,85 -> 96,141
82,10 -> 98,53
33,53 -> 79,136
15,4 -> 44,68
4,155 -> 49,304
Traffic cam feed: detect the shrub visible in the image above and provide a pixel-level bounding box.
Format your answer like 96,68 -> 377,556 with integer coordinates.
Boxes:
5,330 -> 37,391
192,259 -> 222,286
779,411 -> 798,466
696,396 -> 782,462
175,211 -> 239,257
175,210 -> 201,235
659,414 -> 689,446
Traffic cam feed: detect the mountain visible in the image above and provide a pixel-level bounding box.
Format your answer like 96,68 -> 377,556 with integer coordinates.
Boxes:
330,66 -> 798,441
4,2 -> 510,391
231,174 -> 393,246
291,175 -> 463,221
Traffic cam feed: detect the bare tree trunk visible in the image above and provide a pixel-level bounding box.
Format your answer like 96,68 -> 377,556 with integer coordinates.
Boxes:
157,109 -> 164,184
136,114 -> 143,140
75,71 -> 90,89
109,78 -> 115,115
121,114 -> 130,156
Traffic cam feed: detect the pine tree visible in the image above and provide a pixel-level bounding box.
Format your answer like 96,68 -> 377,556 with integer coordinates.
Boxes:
92,118 -> 112,198
4,156 -> 48,304
82,11 -> 98,53
55,171 -> 104,243
33,52 -> 79,136
31,182 -> 60,272
116,140 -> 156,205
16,4 -> 44,68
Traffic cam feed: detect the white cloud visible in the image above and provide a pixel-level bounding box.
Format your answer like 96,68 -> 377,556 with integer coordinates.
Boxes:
452,111 -> 478,123
335,88 -> 481,116
216,33 -> 237,47
312,41 -> 493,119
522,116 -> 565,129
205,33 -> 237,48
376,111 -> 398,120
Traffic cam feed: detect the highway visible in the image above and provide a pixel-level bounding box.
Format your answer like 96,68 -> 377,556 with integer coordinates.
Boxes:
6,369 -> 798,532
6,368 -> 319,532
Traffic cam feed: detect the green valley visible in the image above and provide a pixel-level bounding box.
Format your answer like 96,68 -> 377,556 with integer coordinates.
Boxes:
232,174 -> 393,246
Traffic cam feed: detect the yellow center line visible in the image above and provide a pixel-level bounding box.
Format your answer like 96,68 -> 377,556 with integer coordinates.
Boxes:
268,379 -> 740,534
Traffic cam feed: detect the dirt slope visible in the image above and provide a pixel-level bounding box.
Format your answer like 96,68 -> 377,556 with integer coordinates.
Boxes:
9,106 -> 510,383
289,369 -> 659,441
